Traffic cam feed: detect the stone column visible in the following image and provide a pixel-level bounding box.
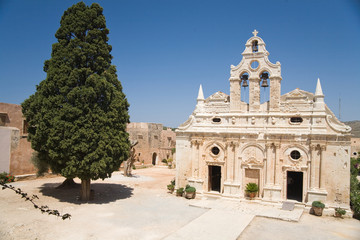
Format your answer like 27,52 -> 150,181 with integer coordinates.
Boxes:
309,144 -> 316,189
190,140 -> 198,178
226,142 -> 234,182
269,77 -> 281,111
232,142 -> 238,182
274,143 -> 281,186
230,77 -> 241,112
265,143 -> 272,186
249,77 -> 261,111
319,145 -> 326,189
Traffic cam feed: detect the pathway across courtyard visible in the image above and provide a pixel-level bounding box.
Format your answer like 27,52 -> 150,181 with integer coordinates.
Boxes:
0,167 -> 359,239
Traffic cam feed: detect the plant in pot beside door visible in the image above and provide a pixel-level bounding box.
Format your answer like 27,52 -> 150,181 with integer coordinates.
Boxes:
245,183 -> 258,199
184,185 -> 196,199
312,201 -> 325,216
335,208 -> 346,218
176,187 -> 184,197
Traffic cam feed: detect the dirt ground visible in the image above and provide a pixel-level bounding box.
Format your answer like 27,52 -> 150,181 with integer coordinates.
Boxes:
1,167 -> 360,240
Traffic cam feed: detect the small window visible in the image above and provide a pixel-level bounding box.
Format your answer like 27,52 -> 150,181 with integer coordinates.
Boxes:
290,150 -> 301,160
154,135 -> 158,140
212,118 -> 221,123
211,146 -> 220,155
290,117 -> 303,123
137,135 -> 143,139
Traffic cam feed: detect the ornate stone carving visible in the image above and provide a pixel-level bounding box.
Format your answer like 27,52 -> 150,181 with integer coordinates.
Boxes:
326,114 -> 351,133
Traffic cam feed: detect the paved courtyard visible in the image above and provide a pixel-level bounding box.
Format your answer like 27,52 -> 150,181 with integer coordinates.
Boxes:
0,167 -> 359,240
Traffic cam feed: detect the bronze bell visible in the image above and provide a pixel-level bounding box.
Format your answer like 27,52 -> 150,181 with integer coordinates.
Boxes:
261,79 -> 269,88
241,74 -> 249,87
242,80 -> 249,87
260,72 -> 269,88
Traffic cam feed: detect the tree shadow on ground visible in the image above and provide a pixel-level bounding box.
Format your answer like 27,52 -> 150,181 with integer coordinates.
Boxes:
39,182 -> 133,204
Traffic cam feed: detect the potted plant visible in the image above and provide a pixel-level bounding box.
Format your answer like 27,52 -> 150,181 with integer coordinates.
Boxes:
245,182 -> 258,199
185,184 -> 196,199
335,208 -> 346,218
312,201 -> 325,216
167,184 -> 175,193
167,179 -> 175,193
176,187 -> 184,197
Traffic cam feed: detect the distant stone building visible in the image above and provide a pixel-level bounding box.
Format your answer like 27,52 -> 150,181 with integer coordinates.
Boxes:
127,122 -> 176,166
0,102 -> 35,175
0,102 -> 175,174
351,138 -> 360,157
176,31 -> 352,211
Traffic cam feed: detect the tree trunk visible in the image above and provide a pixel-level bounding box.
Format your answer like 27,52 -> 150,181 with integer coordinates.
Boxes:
80,179 -> 91,201
56,178 -> 77,189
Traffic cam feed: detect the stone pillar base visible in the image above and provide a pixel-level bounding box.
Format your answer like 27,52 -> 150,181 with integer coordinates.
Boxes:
306,189 -> 328,205
263,185 -> 282,202
188,178 -> 204,194
223,182 -> 241,197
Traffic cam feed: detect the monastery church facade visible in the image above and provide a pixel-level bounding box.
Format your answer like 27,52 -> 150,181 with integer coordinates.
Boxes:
175,31 -> 352,209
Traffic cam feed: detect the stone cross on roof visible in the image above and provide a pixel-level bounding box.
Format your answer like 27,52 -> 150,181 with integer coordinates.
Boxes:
252,29 -> 258,36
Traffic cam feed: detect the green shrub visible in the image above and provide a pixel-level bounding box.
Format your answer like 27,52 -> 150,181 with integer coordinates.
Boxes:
312,201 -> 325,209
335,208 -> 346,216
0,172 -> 15,184
185,185 -> 196,193
245,183 -> 258,193
167,184 -> 175,191
170,179 -> 175,186
31,152 -> 49,176
176,188 -> 184,194
162,159 -> 168,164
350,156 -> 360,219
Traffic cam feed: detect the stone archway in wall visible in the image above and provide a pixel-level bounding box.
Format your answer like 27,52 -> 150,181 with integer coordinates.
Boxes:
152,153 -> 157,165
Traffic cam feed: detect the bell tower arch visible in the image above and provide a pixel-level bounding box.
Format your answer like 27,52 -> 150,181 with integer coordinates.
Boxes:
229,30 -> 282,112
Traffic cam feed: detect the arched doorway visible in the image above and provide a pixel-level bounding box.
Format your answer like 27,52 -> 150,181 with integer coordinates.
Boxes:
152,153 -> 157,165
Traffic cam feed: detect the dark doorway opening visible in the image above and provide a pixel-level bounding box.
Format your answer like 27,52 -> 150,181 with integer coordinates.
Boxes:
152,153 -> 157,165
287,171 -> 303,202
209,166 -> 221,192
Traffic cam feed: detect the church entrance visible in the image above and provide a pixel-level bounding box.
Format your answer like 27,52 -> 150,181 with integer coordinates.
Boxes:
287,171 -> 303,202
244,169 -> 260,197
152,153 -> 157,165
208,166 -> 221,192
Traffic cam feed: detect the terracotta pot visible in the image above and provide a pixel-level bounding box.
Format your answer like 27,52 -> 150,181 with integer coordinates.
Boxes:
313,207 -> 324,216
248,192 -> 256,199
176,192 -> 183,197
185,191 -> 196,199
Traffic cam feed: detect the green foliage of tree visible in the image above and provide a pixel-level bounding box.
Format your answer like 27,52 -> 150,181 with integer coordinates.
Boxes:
350,157 -> 360,219
22,2 -> 130,201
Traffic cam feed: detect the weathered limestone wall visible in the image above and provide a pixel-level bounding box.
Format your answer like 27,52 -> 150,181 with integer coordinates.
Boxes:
0,128 -> 11,173
127,122 -> 175,166
0,103 -> 35,175
351,138 -> 360,157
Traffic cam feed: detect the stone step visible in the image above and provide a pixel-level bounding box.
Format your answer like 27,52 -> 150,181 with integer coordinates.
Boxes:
163,209 -> 254,240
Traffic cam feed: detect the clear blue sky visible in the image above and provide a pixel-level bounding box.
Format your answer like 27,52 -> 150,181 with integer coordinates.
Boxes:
1,0 -> 359,127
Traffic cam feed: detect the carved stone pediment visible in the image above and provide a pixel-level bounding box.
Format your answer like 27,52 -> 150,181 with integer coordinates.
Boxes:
283,88 -> 310,102
205,91 -> 230,103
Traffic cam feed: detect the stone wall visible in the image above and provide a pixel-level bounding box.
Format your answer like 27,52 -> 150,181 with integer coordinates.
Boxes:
127,122 -> 176,166
0,102 -> 35,175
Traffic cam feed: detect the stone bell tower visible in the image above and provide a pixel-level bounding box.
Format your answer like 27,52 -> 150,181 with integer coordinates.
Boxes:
229,30 -> 282,112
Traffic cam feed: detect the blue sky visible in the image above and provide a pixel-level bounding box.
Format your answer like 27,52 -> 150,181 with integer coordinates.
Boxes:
0,0 -> 359,127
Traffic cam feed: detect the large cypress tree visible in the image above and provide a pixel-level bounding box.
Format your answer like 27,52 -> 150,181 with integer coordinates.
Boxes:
22,2 -> 130,201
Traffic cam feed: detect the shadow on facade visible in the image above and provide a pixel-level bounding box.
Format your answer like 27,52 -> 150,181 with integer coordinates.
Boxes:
39,182 -> 133,204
